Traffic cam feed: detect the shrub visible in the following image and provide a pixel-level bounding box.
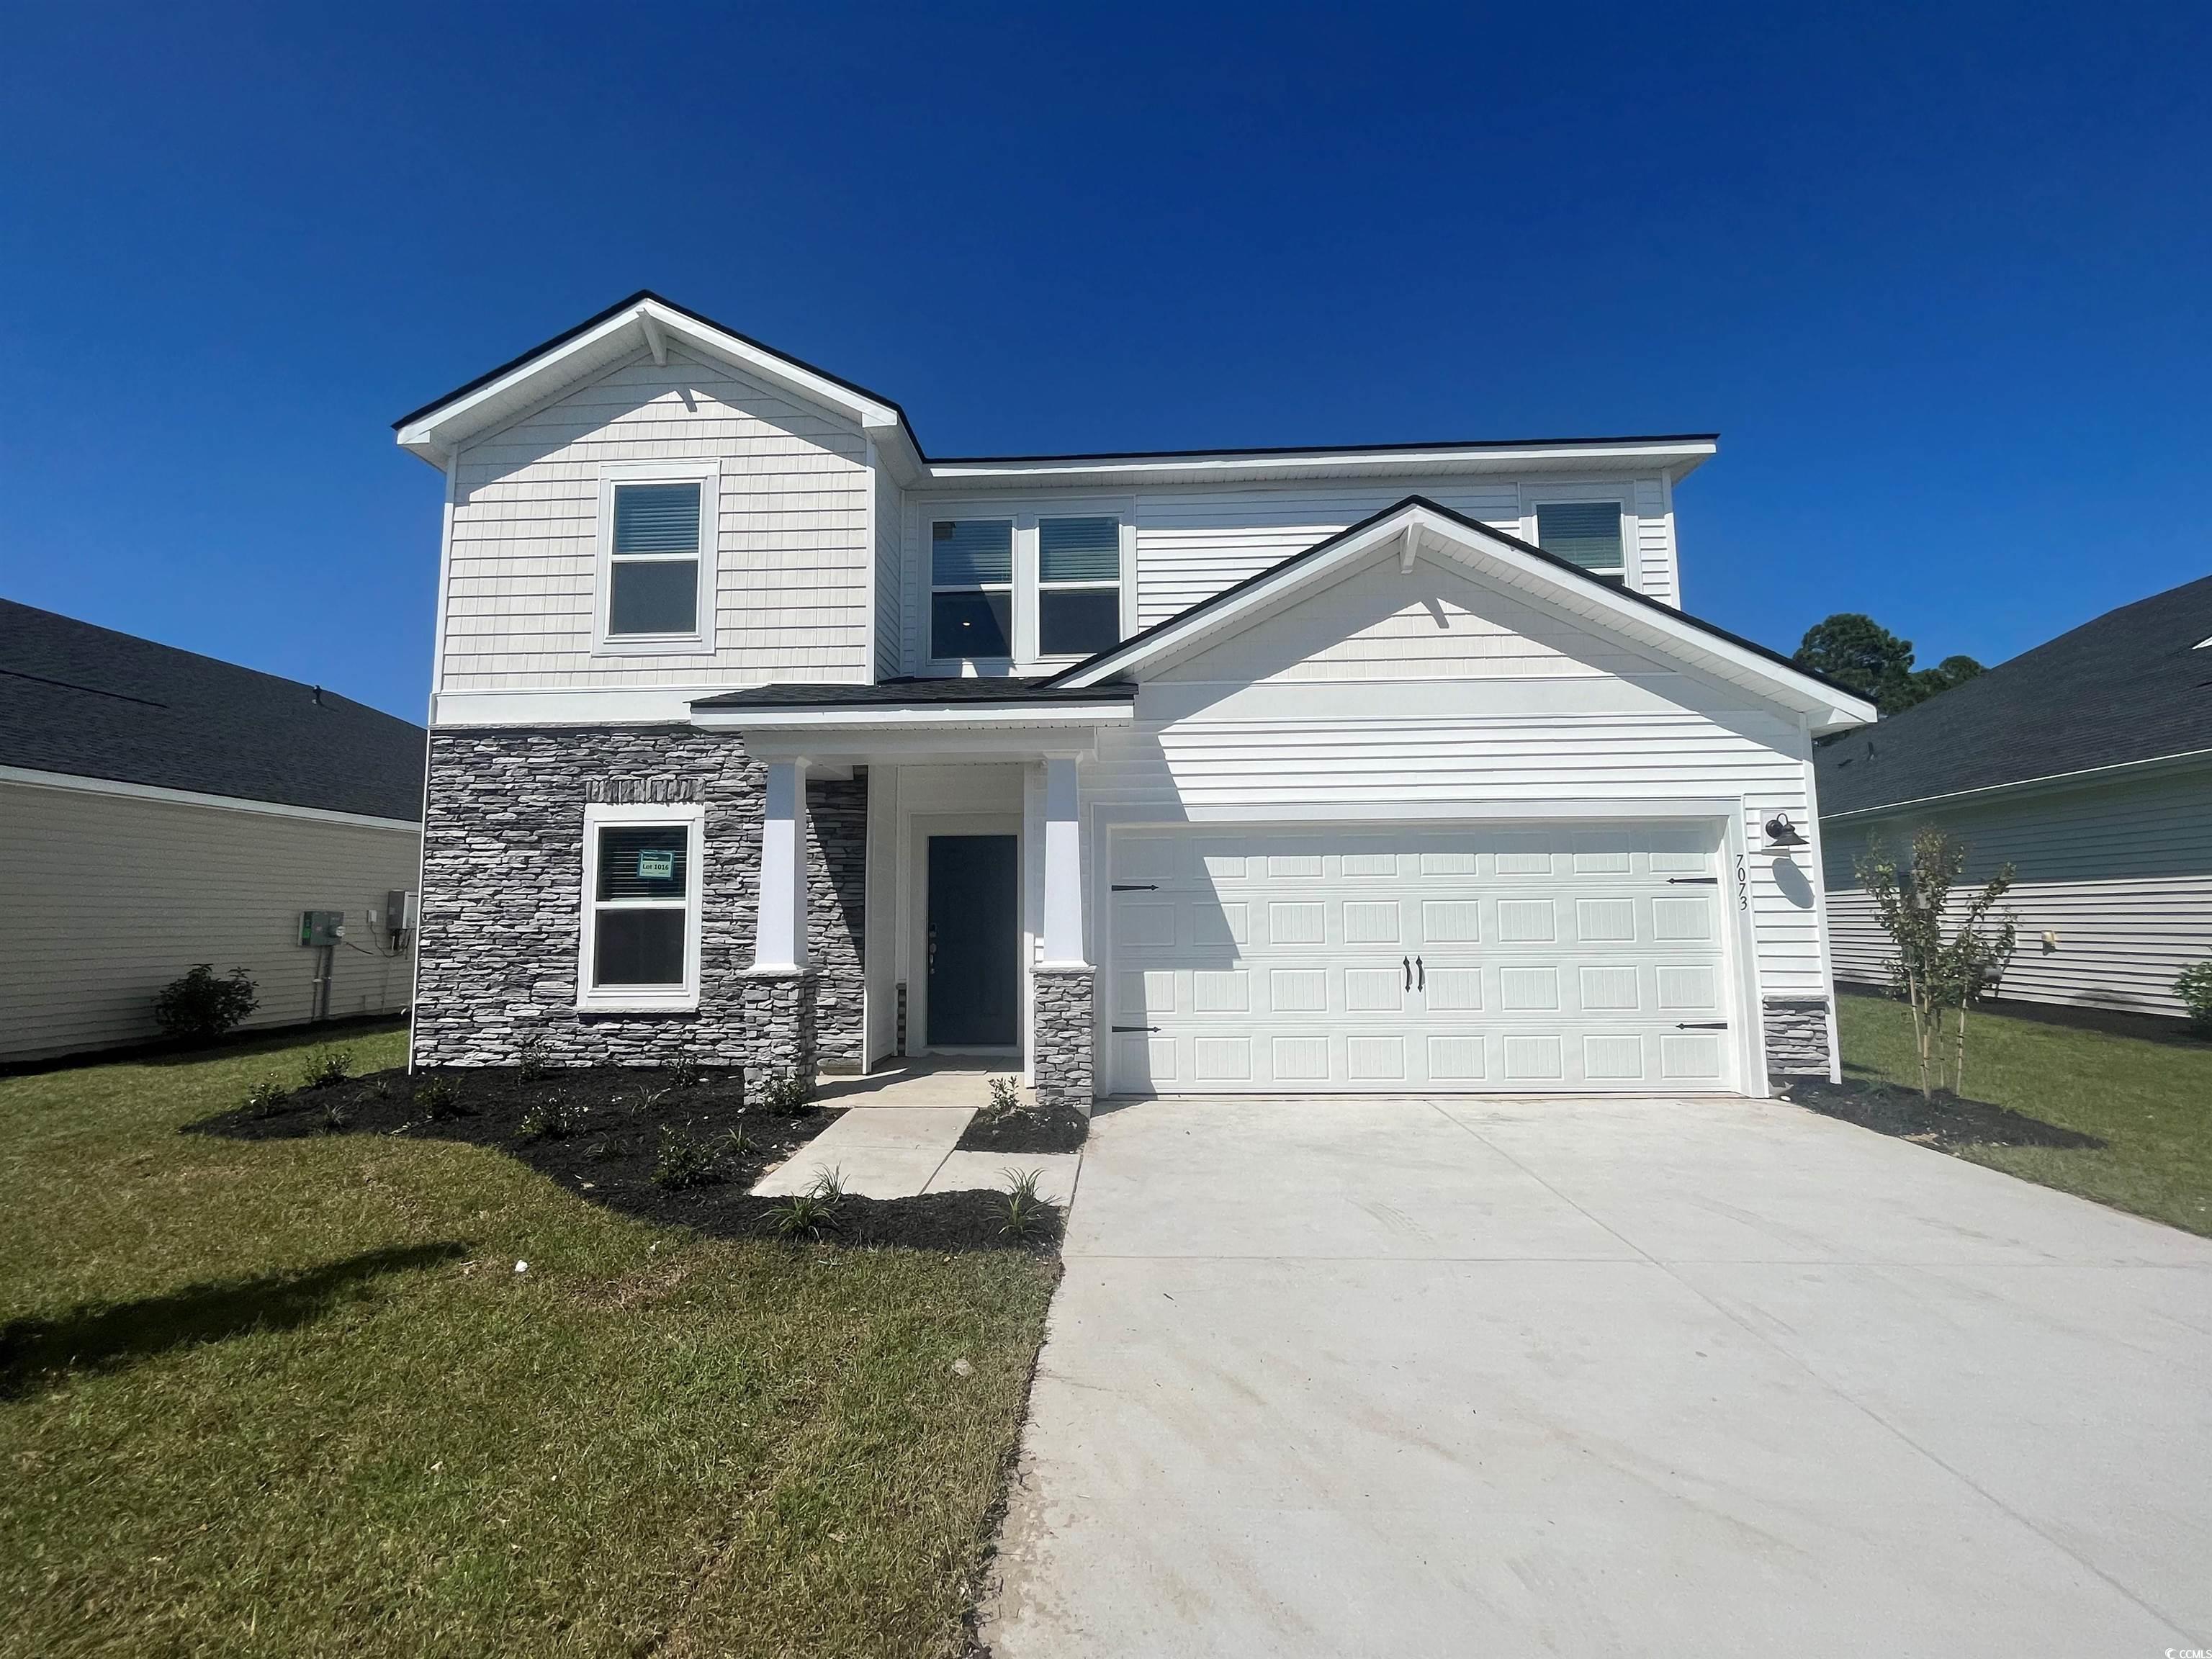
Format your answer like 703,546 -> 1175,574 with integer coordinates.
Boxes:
667,1053 -> 703,1090
518,1098 -> 580,1143
2177,962 -> 2212,1035
1002,1167 -> 1051,1241
986,1075 -> 1023,1115
240,1079 -> 288,1119
770,1170 -> 844,1240
756,1072 -> 815,1115
300,1048 -> 354,1090
153,965 -> 258,1043
515,1033 -> 552,1084
416,1076 -> 464,1119
651,1125 -> 725,1190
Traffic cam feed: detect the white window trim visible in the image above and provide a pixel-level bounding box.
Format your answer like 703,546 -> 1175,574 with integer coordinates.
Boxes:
593,460 -> 721,657
927,513 -> 1017,669
576,801 -> 706,1012
1522,484 -> 1635,591
923,496 -> 1136,672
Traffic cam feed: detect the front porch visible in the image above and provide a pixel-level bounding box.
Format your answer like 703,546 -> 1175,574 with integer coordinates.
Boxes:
696,680 -> 1136,1112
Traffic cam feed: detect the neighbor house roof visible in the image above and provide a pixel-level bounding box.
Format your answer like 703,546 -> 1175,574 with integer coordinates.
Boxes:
395,291 -> 1719,490
0,600 -> 426,822
1816,574 -> 2212,817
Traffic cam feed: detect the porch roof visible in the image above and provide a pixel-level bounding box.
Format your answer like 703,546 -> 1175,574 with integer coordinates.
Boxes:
691,675 -> 1135,712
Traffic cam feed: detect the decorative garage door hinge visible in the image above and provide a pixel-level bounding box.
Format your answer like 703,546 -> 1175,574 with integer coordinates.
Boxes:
1111,883 -> 1158,891
1674,1022 -> 1728,1030
1666,876 -> 1719,884
1111,1024 -> 1161,1033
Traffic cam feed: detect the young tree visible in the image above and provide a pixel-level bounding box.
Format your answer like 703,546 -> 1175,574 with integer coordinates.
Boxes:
1855,828 -> 2016,1099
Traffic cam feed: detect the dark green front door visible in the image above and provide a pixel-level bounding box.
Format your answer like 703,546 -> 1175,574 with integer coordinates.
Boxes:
927,835 -> 1019,1047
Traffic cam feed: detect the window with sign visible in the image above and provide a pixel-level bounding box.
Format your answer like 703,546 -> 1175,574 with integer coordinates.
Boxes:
578,804 -> 703,1007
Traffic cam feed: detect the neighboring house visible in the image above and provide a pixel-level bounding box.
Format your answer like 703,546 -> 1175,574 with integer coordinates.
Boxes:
394,292 -> 1873,1104
0,601 -> 425,1064
1820,575 -> 2212,1020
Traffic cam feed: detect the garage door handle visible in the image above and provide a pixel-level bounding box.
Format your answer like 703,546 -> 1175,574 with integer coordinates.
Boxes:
1414,955 -> 1424,990
1111,884 -> 1157,891
1667,876 -> 1719,885
1402,956 -> 1413,991
1111,1024 -> 1160,1033
1675,1021 -> 1728,1030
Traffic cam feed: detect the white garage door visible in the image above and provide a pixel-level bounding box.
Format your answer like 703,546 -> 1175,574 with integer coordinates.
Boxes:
1107,824 -> 1737,1094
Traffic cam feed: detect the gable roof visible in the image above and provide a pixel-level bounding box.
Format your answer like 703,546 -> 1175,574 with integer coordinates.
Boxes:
1816,574 -> 2212,816
393,291 -> 1718,489
1041,496 -> 1875,732
0,600 -> 426,822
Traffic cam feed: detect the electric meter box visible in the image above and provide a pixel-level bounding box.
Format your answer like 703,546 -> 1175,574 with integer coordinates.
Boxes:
385,889 -> 417,938
300,910 -> 347,948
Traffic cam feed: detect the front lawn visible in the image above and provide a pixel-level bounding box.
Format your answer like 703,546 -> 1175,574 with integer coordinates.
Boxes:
0,1025 -> 1056,1658
1835,990 -> 2212,1236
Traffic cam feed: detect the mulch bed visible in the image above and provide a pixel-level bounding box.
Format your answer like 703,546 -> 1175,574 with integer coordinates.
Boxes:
953,1097 -> 1089,1154
1781,1076 -> 2107,1153
188,1065 -> 1061,1254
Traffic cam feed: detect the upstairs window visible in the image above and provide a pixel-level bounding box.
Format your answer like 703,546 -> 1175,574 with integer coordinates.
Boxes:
1535,502 -> 1626,585
1037,516 -> 1123,657
932,518 -> 1013,659
608,480 -> 705,640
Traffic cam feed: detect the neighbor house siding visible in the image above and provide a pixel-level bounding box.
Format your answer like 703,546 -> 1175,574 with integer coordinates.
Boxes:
1081,556 -> 1825,1004
0,780 -> 418,1064
1822,764 -> 2212,1019
441,346 -> 872,693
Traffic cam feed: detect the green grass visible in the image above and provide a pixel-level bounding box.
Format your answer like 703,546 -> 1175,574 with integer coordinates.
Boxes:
1837,992 -> 2212,1236
0,1026 -> 1056,1658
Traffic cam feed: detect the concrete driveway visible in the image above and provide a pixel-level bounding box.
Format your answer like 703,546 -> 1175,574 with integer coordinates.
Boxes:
981,1095 -> 2212,1657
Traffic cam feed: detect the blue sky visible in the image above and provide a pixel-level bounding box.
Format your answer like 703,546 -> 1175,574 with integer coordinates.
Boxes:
3,3 -> 2206,719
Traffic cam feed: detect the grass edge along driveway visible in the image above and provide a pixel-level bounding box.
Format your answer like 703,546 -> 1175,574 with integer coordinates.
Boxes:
0,1025 -> 1056,1658
1836,989 -> 2212,1237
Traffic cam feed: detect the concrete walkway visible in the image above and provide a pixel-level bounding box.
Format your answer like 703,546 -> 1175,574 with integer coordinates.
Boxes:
749,1104 -> 1079,1202
981,1094 -> 2212,1658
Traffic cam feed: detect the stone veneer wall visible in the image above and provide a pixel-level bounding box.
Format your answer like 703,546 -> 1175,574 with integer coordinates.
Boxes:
1762,997 -> 1833,1078
411,726 -> 863,1071
1030,968 -> 1095,1112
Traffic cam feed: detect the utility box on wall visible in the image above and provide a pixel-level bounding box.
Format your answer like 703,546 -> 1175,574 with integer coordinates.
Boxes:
299,910 -> 347,948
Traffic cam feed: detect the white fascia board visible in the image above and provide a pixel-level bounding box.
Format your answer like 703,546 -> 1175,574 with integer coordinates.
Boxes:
433,686 -> 730,727
690,701 -> 1133,732
396,299 -> 903,465
0,764 -> 422,833
919,437 -> 1717,490
1057,503 -> 1876,731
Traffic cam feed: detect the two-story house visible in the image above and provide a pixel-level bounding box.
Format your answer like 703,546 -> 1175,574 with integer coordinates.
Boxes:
395,292 -> 1872,1106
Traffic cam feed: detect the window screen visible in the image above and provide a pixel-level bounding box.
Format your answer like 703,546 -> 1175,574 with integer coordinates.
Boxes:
1535,502 -> 1624,578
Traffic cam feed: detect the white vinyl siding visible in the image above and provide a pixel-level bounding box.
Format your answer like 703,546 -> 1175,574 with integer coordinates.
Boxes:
1080,554 -> 1822,1013
0,781 -> 419,1064
1822,765 -> 2212,1019
887,476 -> 1681,675
442,346 -> 871,691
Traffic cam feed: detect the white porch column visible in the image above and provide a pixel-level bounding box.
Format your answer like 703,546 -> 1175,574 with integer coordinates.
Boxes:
754,758 -> 810,971
1040,754 -> 1088,968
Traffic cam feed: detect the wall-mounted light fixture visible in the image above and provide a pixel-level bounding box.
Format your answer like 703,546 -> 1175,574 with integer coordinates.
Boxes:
1763,812 -> 1808,851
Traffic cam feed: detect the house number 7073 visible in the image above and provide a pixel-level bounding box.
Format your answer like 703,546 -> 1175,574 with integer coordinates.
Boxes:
1736,853 -> 1748,910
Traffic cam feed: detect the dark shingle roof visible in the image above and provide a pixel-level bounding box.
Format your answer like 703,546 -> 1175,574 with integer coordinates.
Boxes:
1816,575 -> 2212,815
0,600 -> 426,821
692,676 -> 1136,710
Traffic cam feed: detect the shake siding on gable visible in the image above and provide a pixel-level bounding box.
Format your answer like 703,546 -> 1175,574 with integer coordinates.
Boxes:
1822,765 -> 2212,1018
442,347 -> 872,692
1080,557 -> 1823,1000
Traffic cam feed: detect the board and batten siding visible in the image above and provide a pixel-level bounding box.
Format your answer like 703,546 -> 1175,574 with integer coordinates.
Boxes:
443,346 -> 872,692
0,781 -> 420,1063
1822,763 -> 2212,1019
893,475 -> 1680,675
1079,554 -> 1822,1002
